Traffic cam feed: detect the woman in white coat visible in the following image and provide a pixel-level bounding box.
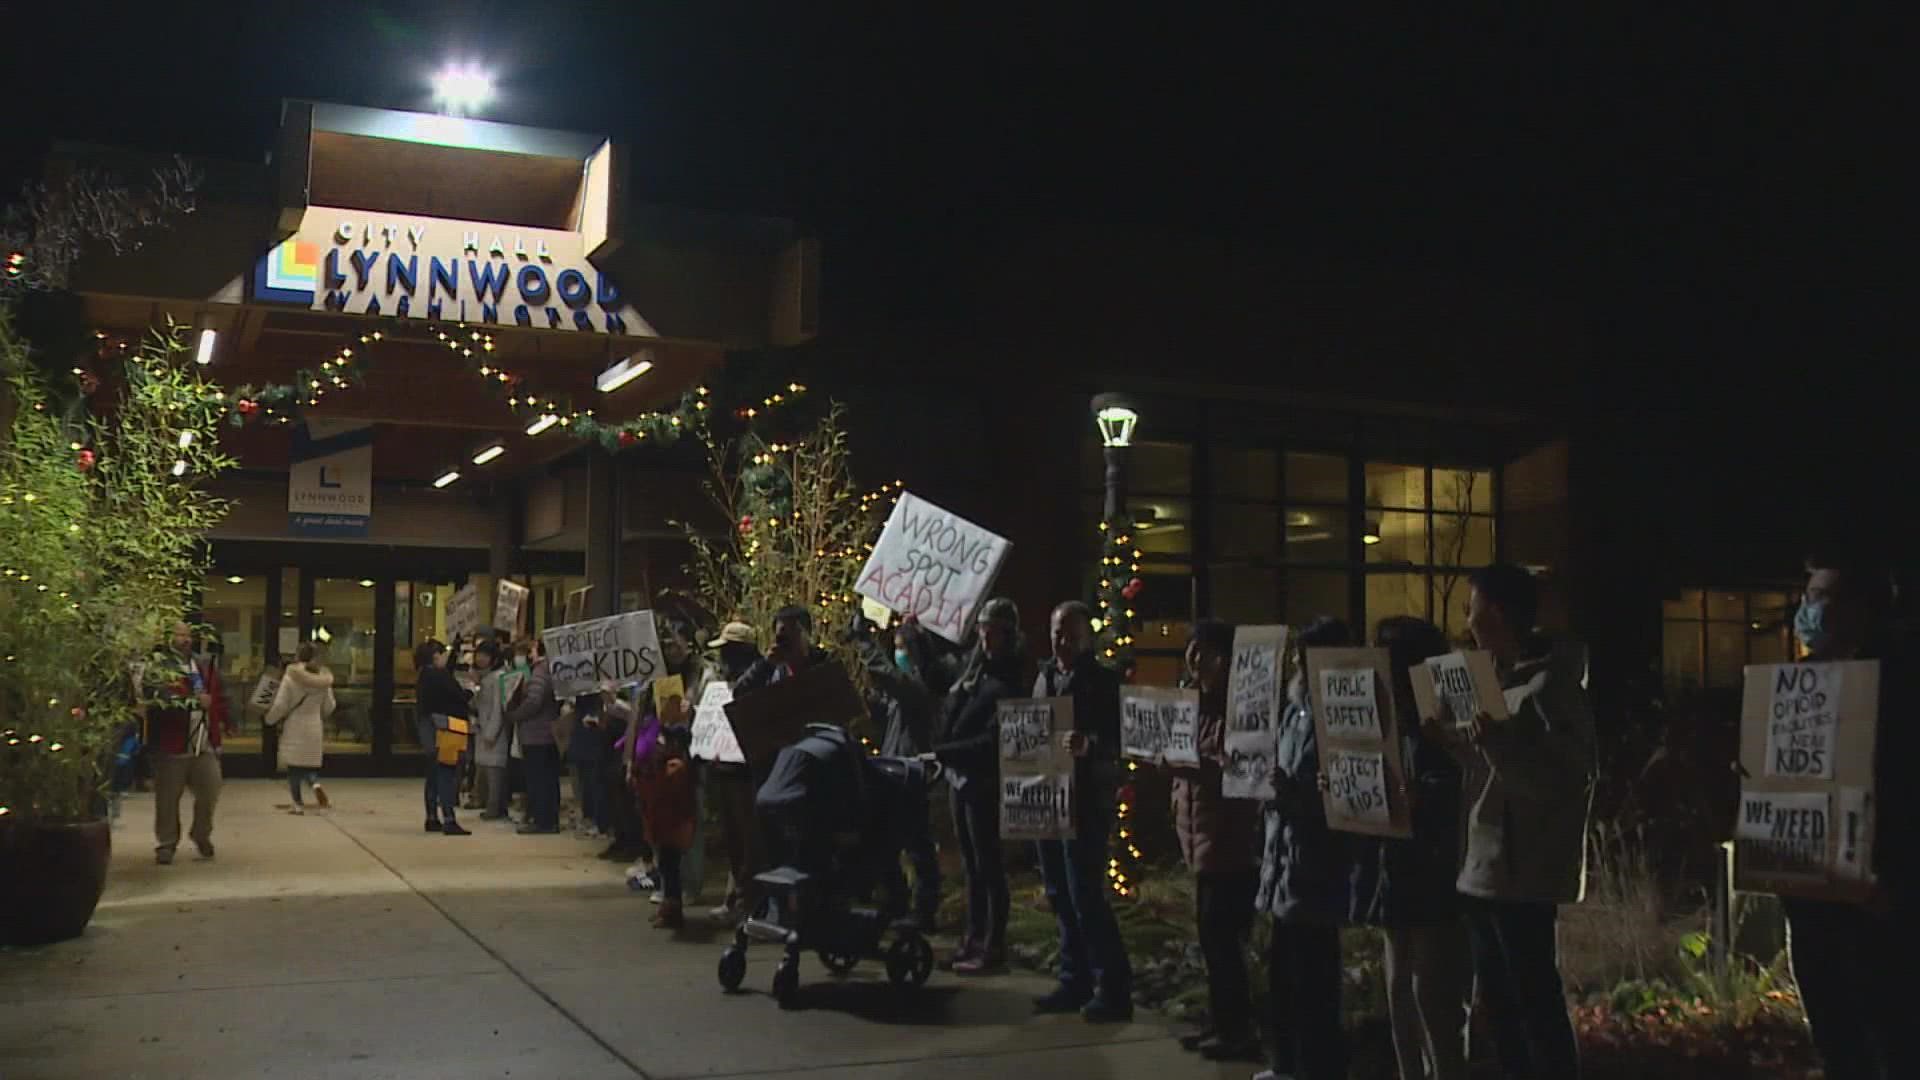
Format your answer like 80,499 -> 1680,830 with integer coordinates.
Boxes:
265,643 -> 337,814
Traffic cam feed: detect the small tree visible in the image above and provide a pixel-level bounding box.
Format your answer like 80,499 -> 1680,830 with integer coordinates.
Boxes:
1432,470 -> 1482,638
677,404 -> 888,680
0,314 -> 232,820
2,157 -> 199,295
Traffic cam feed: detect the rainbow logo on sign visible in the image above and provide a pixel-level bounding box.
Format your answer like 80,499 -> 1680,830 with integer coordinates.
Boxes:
252,237 -> 320,304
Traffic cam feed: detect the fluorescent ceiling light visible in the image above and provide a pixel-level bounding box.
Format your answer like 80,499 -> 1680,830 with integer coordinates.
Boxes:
194,328 -> 217,366
225,575 -> 244,585
595,352 -> 654,394
432,470 -> 461,489
358,579 -> 375,588
471,444 -> 506,465
525,414 -> 559,436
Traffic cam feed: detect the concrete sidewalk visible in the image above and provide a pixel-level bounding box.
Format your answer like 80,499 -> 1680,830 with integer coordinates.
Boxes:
1,780 -> 1246,1080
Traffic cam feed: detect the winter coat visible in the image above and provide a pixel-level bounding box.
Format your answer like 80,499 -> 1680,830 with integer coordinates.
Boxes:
417,666 -> 472,724
932,651 -> 1030,795
1455,638 -> 1598,904
471,667 -> 512,768
1035,653 -> 1124,805
859,637 -> 935,757
504,659 -> 559,746
1352,717 -> 1463,926
143,650 -> 228,755
631,707 -> 697,850
265,663 -> 335,771
1256,687 -> 1354,925
1166,694 -> 1261,875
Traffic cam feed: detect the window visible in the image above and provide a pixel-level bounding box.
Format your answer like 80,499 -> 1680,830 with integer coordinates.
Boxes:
1662,587 -> 1799,693
1361,462 -> 1495,635
312,577 -> 379,753
201,573 -> 268,753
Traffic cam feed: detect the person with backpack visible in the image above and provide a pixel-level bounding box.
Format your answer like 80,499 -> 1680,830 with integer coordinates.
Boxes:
263,643 -> 337,815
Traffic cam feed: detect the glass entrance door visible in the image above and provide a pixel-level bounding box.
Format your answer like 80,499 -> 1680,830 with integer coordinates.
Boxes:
311,577 -> 379,757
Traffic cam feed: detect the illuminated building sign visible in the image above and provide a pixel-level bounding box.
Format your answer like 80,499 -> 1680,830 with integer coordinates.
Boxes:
253,207 -> 648,335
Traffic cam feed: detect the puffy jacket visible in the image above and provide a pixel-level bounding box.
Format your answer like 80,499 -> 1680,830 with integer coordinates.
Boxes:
265,663 -> 335,771
1166,694 -> 1261,874
1256,687 -> 1355,924
505,659 -> 559,746
1455,638 -> 1598,904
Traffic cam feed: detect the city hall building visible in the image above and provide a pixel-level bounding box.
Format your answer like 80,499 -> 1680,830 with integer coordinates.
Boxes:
59,101 -> 814,773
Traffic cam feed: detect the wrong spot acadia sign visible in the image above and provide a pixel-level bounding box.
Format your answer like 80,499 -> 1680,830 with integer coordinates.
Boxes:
855,492 -> 1011,645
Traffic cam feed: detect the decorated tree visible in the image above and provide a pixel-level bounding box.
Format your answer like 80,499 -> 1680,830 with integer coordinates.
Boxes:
1,314 -> 232,820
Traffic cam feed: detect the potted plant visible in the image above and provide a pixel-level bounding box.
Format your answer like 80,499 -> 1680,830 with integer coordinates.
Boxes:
1,312 -> 231,945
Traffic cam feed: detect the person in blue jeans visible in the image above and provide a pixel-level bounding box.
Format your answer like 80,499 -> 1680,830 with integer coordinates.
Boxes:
414,640 -> 473,836
1030,601 -> 1134,1024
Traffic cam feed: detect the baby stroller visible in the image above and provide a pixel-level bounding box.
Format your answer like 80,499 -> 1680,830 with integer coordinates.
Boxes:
717,724 -> 940,1006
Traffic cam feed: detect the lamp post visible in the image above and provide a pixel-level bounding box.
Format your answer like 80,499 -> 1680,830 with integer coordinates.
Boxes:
1091,392 -> 1139,524
1091,392 -> 1142,900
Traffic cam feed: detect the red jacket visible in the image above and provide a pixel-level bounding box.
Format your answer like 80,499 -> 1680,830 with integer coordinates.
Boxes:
145,652 -> 229,755
1167,701 -> 1262,875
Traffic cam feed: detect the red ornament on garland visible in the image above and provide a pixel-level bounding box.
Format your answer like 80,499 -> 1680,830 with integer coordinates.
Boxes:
1120,577 -> 1145,601
236,398 -> 259,416
1116,783 -> 1136,806
617,430 -> 639,448
738,514 -> 754,536
75,449 -> 96,472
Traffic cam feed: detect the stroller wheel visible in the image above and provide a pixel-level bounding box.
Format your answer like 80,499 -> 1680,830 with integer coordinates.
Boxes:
885,932 -> 935,988
772,960 -> 800,1008
718,947 -> 747,993
817,949 -> 859,977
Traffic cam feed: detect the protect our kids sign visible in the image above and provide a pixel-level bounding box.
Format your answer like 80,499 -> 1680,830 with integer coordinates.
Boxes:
855,492 -> 1012,644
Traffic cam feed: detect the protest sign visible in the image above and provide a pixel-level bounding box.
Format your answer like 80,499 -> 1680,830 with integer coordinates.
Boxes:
494,579 -> 530,634
249,673 -> 280,712
723,660 -> 865,774
1306,647 -> 1412,837
997,697 -> 1075,840
653,674 -> 687,725
1408,650 -> 1509,728
1119,686 -> 1200,766
1763,663 -> 1841,779
1735,660 -> 1879,900
689,681 -> 743,763
447,583 -> 482,642
1222,625 -> 1288,799
540,610 -> 663,699
854,492 -> 1012,644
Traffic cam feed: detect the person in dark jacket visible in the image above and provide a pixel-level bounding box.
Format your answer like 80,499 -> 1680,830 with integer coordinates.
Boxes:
415,639 -> 473,836
1360,616 -> 1471,1080
855,615 -> 942,928
1254,616 -> 1355,1080
1160,618 -> 1262,1058
932,597 -> 1030,974
1776,546 -> 1909,1080
1030,600 -> 1135,1023
505,640 -> 563,834
703,621 -> 767,920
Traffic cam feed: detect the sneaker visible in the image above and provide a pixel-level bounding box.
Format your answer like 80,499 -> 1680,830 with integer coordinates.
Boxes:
313,785 -> 331,809
1033,985 -> 1093,1014
708,903 -> 743,924
425,818 -> 443,833
193,840 -> 215,860
288,805 -> 305,816
441,821 -> 472,836
649,891 -> 664,905
952,949 -> 1005,976
155,848 -> 175,865
1080,997 -> 1134,1024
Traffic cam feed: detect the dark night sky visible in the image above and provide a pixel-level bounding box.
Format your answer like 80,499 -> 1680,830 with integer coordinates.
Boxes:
9,4 -> 1916,406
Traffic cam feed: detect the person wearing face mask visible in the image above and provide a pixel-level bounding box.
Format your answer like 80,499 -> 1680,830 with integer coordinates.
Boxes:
853,612 -> 942,929
1425,563 -> 1595,1080
1776,547 -> 1907,1080
1029,600 -> 1135,1024
468,639 -> 512,821
931,597 -> 1032,974
505,639 -> 563,834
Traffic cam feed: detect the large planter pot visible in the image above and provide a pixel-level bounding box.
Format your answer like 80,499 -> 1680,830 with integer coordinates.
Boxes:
0,816 -> 111,946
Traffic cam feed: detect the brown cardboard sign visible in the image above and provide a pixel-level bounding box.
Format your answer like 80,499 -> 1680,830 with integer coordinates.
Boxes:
1306,647 -> 1413,839
1736,660 -> 1879,901
722,659 -> 865,775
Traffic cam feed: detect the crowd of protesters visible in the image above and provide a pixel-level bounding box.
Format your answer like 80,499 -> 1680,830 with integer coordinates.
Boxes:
129,548 -> 1906,1080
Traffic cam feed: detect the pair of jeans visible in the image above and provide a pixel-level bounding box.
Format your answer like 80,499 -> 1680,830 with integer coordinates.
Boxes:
1195,869 -> 1258,1039
658,845 -> 684,902
416,718 -> 458,821
521,742 -> 562,830
1035,802 -> 1133,1003
573,763 -> 608,831
286,766 -> 319,806
1266,919 -> 1346,1080
1784,897 -> 1903,1080
950,784 -> 1008,955
1461,896 -> 1579,1079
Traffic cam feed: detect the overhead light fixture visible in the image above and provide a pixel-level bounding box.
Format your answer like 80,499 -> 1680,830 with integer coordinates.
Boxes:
432,469 -> 461,489
595,351 -> 654,394
431,61 -> 495,116
1091,392 -> 1141,448
358,579 -> 376,588
1362,519 -> 1383,546
525,414 -> 559,436
315,626 -> 333,644
194,328 -> 217,366
471,444 -> 506,465
225,575 -> 245,585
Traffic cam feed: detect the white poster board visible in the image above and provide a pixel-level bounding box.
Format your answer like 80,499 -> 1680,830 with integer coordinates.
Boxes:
1763,663 -> 1842,780
249,673 -> 280,712
1734,790 -> 1831,881
998,697 -> 1075,840
1408,650 -> 1510,728
1322,747 -> 1392,830
689,681 -> 743,763
854,492 -> 1013,644
1306,647 -> 1413,838
1222,625 -> 1288,799
1119,686 -> 1200,766
540,610 -> 663,699
447,583 -> 482,641
494,579 -> 530,635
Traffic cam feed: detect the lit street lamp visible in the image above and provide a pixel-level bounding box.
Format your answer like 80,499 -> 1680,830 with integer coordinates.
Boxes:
1091,392 -> 1139,525
431,62 -> 495,116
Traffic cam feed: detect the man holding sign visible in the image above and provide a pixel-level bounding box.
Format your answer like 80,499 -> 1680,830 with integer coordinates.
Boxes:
1772,547 -> 1908,1080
